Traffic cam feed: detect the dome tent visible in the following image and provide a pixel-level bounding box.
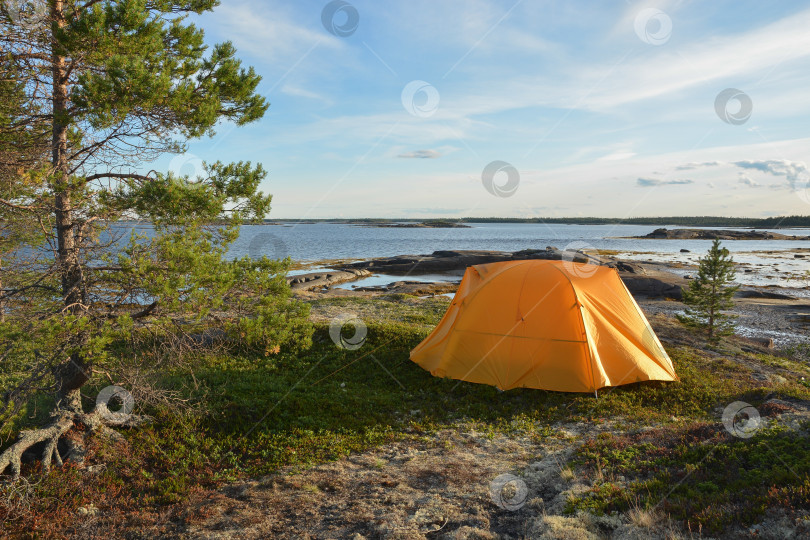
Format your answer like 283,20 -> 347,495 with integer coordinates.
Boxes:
410,260 -> 678,394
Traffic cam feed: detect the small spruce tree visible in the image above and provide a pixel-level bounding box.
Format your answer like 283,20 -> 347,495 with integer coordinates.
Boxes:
678,239 -> 740,341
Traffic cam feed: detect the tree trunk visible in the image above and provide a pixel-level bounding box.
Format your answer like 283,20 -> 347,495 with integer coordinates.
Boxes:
50,0 -> 90,412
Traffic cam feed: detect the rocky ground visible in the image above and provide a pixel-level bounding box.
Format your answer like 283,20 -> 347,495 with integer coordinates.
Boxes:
165,310 -> 810,540
290,248 -> 809,347
291,249 -> 684,298
31,261 -> 809,539
180,397 -> 810,540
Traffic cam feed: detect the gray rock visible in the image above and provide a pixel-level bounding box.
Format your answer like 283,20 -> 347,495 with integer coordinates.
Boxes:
620,276 -> 683,300
287,269 -> 371,290
736,289 -> 795,300
739,336 -> 775,349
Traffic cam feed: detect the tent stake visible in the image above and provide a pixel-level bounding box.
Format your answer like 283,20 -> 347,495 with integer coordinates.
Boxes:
594,389 -> 598,399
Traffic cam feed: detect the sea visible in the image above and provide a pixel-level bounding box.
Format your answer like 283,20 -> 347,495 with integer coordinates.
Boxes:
122,222 -> 810,293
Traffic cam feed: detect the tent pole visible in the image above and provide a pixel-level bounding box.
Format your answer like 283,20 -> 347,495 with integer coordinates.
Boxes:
594,389 -> 598,399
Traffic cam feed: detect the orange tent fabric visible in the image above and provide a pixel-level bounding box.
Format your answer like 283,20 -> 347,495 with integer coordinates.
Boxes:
410,260 -> 678,393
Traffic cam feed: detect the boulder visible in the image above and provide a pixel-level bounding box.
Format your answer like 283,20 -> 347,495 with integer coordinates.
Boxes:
608,261 -> 646,274
735,289 -> 795,300
341,249 -> 587,275
287,269 -> 371,290
739,336 -> 775,349
620,276 -> 683,299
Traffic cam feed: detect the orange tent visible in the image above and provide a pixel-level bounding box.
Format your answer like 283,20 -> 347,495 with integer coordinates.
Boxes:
410,260 -> 678,394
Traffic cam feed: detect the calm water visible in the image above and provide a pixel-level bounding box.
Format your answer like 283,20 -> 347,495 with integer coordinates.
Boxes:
119,222 -> 810,292
226,222 -> 810,262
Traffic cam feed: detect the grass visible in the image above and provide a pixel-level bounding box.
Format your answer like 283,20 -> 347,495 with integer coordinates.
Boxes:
1,294 -> 809,536
566,421 -> 810,534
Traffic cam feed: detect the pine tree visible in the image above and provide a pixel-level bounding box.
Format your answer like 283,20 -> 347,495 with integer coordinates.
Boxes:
0,1 -> 312,478
678,240 -> 740,341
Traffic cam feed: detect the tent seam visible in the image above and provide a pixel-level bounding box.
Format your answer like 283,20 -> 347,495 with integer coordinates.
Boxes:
549,263 -> 601,393
612,268 -> 678,380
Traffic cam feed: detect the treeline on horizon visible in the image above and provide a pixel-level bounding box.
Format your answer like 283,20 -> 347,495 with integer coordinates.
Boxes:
264,215 -> 810,228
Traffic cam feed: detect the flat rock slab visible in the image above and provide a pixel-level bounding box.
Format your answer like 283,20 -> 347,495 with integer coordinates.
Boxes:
353,281 -> 459,296
335,249 -> 687,299
287,269 -> 371,291
736,289 -> 796,300
340,248 -> 601,275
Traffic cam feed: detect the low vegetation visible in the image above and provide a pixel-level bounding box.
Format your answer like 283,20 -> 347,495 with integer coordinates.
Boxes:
1,295 -> 808,537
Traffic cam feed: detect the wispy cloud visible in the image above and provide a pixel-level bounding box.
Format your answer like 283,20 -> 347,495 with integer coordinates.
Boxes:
209,1 -> 343,60
587,7 -> 810,109
397,149 -> 443,159
636,177 -> 694,187
189,1 -> 810,218
732,159 -> 809,190
402,207 -> 466,215
597,150 -> 636,161
280,84 -> 332,103
675,161 -> 722,171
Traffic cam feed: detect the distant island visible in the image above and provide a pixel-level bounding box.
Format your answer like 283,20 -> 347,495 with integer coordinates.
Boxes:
263,215 -> 810,228
352,220 -> 471,229
632,228 -> 810,240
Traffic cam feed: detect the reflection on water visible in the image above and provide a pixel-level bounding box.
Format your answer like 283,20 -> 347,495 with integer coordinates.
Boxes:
333,273 -> 462,290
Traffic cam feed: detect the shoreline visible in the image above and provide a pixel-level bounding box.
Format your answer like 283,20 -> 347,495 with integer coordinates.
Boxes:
620,227 -> 810,241
288,249 -> 810,347
252,217 -> 810,229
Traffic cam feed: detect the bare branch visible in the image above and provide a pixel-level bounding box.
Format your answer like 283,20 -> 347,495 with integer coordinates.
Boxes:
84,171 -> 157,182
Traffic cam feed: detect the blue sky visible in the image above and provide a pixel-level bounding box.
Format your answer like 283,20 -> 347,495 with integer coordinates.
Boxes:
158,0 -> 810,219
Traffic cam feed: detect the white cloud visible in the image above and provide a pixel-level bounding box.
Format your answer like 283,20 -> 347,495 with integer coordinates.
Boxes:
440,6 -> 810,116
398,149 -> 442,159
264,136 -> 810,218
210,2 -> 344,61
597,151 -> 636,161
637,177 -> 693,187
280,84 -> 332,103
675,161 -> 722,171
732,159 -> 810,190
587,7 -> 810,109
